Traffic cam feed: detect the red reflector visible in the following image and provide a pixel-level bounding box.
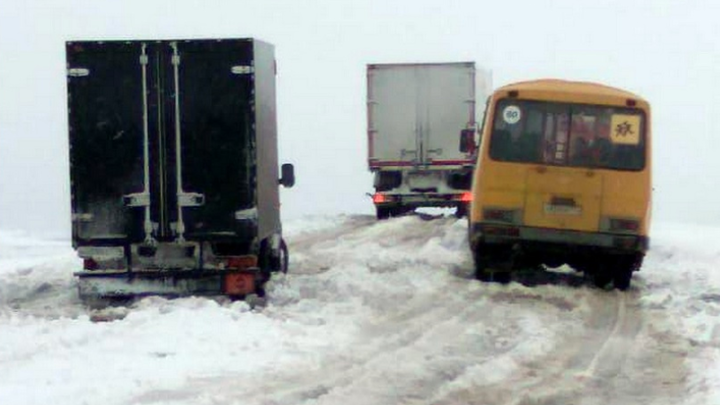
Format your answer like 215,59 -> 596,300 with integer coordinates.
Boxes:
226,256 -> 258,270
373,193 -> 387,204
224,272 -> 255,296
483,208 -> 516,223
83,258 -> 98,270
611,219 -> 640,232
459,192 -> 473,202
483,225 -> 519,237
485,210 -> 505,220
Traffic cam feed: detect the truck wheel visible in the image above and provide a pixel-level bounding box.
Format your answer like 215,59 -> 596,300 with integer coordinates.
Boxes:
279,239 -> 289,274
260,238 -> 289,274
376,207 -> 391,220
268,239 -> 289,273
455,203 -> 468,218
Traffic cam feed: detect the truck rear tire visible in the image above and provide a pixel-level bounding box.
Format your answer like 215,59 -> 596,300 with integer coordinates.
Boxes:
376,207 -> 391,220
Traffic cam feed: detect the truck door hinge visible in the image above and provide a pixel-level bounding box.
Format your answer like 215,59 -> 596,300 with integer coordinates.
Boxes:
231,65 -> 254,75
67,68 -> 90,77
123,192 -> 150,207
72,213 -> 94,222
177,192 -> 205,207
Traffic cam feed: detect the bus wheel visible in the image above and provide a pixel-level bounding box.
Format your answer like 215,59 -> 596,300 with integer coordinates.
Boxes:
612,255 -> 636,291
593,272 -> 613,289
589,261 -> 612,289
613,270 -> 632,291
473,250 -> 492,281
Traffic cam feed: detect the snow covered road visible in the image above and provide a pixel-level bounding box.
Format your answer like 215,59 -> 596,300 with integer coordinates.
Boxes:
0,216 -> 718,404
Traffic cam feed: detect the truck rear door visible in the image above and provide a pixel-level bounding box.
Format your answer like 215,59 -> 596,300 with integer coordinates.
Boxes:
171,40 -> 256,240
418,63 -> 476,165
67,41 -> 147,243
67,39 -> 256,245
367,65 -> 421,167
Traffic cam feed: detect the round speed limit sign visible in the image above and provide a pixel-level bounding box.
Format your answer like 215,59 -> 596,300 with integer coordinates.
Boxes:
502,105 -> 522,125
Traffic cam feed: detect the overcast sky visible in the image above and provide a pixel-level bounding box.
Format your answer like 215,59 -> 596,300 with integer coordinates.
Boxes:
1,0 -> 719,235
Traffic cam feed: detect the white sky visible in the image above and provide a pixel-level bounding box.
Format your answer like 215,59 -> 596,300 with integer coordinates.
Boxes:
1,0 -> 719,234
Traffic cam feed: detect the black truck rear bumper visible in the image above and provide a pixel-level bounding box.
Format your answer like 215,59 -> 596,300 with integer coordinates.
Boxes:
75,268 -> 263,300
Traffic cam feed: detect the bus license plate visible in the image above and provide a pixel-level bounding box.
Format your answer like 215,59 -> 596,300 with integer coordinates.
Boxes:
544,204 -> 582,216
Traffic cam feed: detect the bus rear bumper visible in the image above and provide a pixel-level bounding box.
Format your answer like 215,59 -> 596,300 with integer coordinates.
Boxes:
469,223 -> 649,254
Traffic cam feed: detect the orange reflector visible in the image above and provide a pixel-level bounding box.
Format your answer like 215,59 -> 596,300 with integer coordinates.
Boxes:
372,193 -> 387,204
459,192 -> 473,202
224,272 -> 255,296
226,255 -> 258,270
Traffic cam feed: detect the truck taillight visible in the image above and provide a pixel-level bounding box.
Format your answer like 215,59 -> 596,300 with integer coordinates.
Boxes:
83,258 -> 98,270
373,193 -> 389,204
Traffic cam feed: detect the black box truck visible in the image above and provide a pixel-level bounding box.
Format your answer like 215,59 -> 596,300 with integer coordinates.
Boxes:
66,38 -> 294,301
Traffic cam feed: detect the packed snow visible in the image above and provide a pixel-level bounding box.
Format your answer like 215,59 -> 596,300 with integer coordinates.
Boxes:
0,215 -> 718,404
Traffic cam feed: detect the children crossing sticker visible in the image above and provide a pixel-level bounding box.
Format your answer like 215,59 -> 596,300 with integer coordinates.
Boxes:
610,114 -> 641,145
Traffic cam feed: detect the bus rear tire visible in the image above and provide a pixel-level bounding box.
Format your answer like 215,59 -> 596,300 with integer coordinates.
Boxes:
613,270 -> 632,291
612,254 -> 638,291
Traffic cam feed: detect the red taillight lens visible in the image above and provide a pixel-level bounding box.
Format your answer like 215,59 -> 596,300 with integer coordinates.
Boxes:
459,192 -> 473,202
610,219 -> 640,232
373,193 -> 387,204
226,256 -> 258,270
483,208 -> 517,224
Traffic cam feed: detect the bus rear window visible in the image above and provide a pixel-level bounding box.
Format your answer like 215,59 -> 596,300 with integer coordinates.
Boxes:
489,99 -> 646,171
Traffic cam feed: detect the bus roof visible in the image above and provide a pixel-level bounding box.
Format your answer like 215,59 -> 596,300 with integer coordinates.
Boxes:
494,79 -> 649,108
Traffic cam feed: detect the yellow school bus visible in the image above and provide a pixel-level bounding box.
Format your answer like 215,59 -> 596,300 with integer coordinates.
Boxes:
467,79 -> 651,289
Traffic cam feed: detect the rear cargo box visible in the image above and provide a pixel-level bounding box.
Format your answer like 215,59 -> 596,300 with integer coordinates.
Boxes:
66,38 -> 286,298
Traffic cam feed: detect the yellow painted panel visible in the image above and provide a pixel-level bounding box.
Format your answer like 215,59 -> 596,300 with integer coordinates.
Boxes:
523,167 -> 602,232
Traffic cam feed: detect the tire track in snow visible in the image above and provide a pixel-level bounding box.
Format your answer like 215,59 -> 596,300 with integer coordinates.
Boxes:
129,216 -> 690,405
430,288 -> 687,405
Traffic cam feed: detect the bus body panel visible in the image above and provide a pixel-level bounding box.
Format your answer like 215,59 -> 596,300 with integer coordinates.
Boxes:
468,79 -> 651,288
524,166 -> 603,232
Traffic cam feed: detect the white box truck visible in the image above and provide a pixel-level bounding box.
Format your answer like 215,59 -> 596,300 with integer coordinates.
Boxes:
366,62 -> 491,219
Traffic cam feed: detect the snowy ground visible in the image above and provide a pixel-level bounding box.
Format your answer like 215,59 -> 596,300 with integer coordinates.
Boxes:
1,215 -> 719,405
